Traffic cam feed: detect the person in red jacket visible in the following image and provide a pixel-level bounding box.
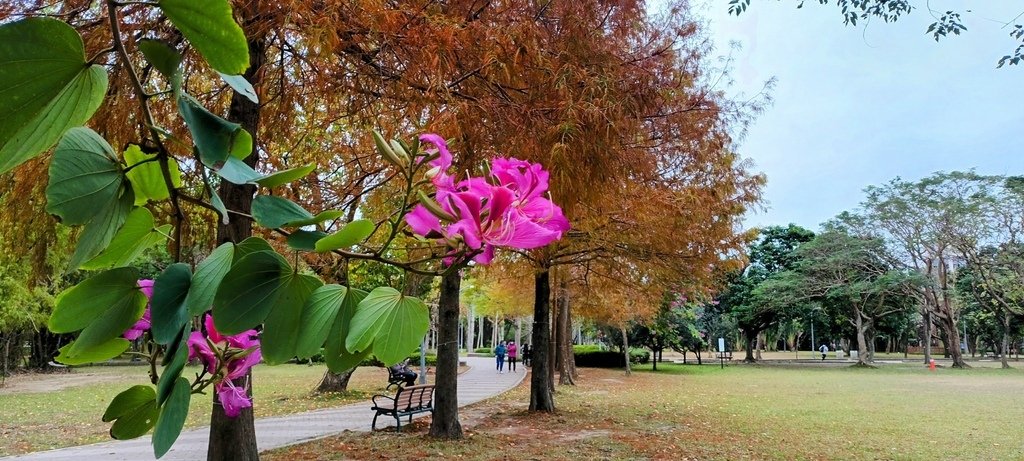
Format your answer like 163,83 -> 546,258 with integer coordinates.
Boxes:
507,341 -> 519,373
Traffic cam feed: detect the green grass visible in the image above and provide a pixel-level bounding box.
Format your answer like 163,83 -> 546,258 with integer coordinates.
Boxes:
268,361 -> 1024,461
0,364 -> 392,456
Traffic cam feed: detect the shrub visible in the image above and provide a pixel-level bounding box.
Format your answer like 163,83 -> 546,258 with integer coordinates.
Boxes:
574,348 -> 650,368
573,344 -> 603,353
474,347 -> 492,354
405,353 -> 438,367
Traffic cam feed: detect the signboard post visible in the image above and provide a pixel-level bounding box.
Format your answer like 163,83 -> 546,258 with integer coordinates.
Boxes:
718,337 -> 726,369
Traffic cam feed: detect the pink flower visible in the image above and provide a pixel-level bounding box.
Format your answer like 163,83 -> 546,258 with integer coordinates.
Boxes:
405,135 -> 570,265
123,279 -> 154,340
188,314 -> 260,418
216,381 -> 252,418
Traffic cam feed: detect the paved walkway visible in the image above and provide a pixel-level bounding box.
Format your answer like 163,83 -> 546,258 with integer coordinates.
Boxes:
3,356 -> 524,461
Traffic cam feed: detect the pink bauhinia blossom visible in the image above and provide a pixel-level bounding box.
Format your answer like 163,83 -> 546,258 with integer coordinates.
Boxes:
405,134 -> 570,265
187,314 -> 261,418
123,279 -> 154,340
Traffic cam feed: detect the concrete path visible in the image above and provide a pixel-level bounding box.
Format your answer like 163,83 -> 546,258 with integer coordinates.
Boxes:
3,356 -> 524,461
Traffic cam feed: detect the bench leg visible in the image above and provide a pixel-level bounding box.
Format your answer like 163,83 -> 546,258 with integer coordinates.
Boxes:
395,415 -> 402,432
372,412 -> 381,431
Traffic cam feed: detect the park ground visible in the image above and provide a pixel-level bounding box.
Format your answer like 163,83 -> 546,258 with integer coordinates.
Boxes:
4,357 -> 1024,459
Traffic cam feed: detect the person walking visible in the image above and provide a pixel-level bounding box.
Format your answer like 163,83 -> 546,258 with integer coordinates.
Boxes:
522,343 -> 531,367
495,341 -> 508,373
819,343 -> 829,361
507,341 -> 518,373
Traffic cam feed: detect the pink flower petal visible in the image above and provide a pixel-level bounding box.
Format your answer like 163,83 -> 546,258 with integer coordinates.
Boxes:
216,382 -> 252,418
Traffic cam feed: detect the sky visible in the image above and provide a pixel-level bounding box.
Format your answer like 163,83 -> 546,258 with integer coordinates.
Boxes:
688,1 -> 1024,231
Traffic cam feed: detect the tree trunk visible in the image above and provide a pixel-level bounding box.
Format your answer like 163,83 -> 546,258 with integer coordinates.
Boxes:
429,270 -> 463,438
621,326 -> 631,376
854,310 -> 869,366
755,332 -> 764,360
556,281 -> 575,385
515,318 -> 522,351
743,329 -> 756,363
1000,311 -> 1012,369
466,305 -> 475,352
529,268 -> 555,412
208,12 -> 266,459
315,368 -> 354,393
923,309 -> 933,365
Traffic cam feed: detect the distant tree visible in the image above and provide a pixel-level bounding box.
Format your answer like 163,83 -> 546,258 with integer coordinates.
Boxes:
722,225 -> 815,362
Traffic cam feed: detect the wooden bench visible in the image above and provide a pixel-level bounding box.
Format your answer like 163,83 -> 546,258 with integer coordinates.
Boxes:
371,384 -> 435,432
716,351 -> 733,361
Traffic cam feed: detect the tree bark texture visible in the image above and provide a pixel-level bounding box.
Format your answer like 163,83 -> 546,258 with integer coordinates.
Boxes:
316,368 -> 354,393
207,11 -> 266,459
429,270 -> 463,438
1000,311 -> 1012,369
743,329 -> 756,363
556,281 -> 575,385
621,327 -> 631,376
529,268 -> 555,411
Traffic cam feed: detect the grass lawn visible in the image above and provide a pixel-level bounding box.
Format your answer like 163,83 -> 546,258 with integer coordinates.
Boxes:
0,364 -> 399,456
265,362 -> 1024,460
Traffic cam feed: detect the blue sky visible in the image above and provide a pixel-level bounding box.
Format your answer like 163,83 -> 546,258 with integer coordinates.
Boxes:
692,1 -> 1024,230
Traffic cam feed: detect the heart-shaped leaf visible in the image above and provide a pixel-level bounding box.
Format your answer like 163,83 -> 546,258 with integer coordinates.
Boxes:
138,39 -> 182,91
110,399 -> 158,440
159,0 -> 248,74
212,250 -> 289,334
67,185 -> 135,271
49,268 -> 147,363
104,385 -> 157,422
295,284 -> 346,359
261,273 -> 322,364
346,287 -> 429,366
81,207 -> 170,270
286,230 -> 327,251
0,18 -> 108,173
45,128 -> 124,225
324,288 -> 371,372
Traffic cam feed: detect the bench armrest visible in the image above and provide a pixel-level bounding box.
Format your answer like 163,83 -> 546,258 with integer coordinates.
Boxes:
372,394 -> 395,408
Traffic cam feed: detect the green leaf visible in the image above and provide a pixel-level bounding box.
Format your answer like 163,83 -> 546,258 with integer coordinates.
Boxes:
124,144 -> 182,205
255,163 -> 314,188
0,18 -> 108,174
157,324 -> 190,407
138,39 -> 182,91
233,237 -> 274,262
346,287 -> 430,366
204,177 -> 229,225
153,377 -> 190,458
286,230 -> 327,252
45,128 -> 124,225
315,219 -> 375,252
251,195 -> 342,228
177,93 -> 247,167
230,128 -> 253,160
81,207 -> 170,270
159,0 -> 248,74
103,385 -> 156,422
296,284 -> 347,359
49,267 -> 145,332
55,337 -> 130,365
219,72 -> 258,104
215,156 -> 261,184
212,250 -> 289,334
110,400 -> 159,440
184,243 -> 233,316
325,288 -> 370,372
67,185 -> 135,271
151,263 -> 192,345
251,195 -> 313,228
261,273 -> 322,364
50,268 -> 147,364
